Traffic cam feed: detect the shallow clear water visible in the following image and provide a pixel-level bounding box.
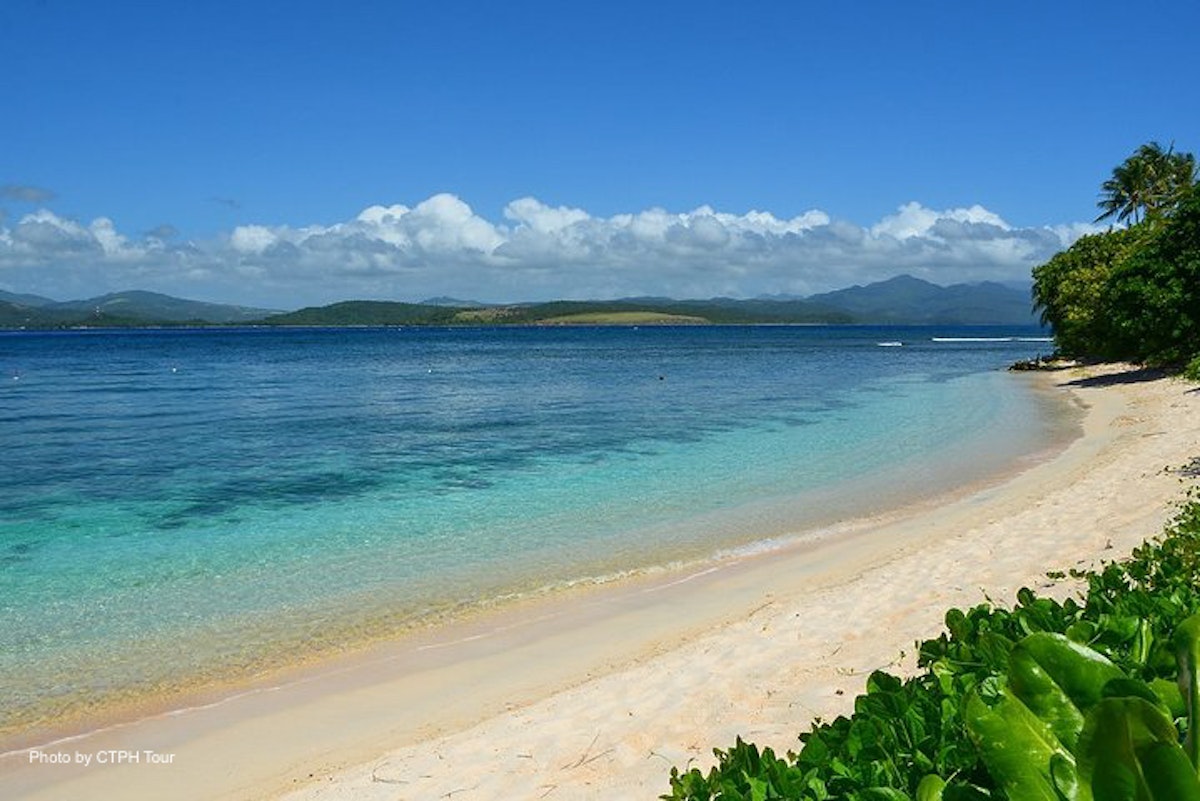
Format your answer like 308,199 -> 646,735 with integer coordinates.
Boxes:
0,325 -> 1063,731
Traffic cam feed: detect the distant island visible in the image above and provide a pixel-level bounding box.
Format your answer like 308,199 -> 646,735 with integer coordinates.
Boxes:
0,274 -> 1041,329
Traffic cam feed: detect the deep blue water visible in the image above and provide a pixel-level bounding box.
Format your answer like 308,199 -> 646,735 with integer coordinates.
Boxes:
0,325 -> 1063,732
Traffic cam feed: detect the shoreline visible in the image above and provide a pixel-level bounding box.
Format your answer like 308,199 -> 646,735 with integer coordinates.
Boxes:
3,364 -> 1197,800
0,367 -> 1065,747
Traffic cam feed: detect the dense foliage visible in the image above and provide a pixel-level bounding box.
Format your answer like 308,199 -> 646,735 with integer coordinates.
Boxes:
1100,190 -> 1200,365
1033,143 -> 1199,367
664,497 -> 1200,800
1029,228 -> 1147,358
1186,356 -> 1200,383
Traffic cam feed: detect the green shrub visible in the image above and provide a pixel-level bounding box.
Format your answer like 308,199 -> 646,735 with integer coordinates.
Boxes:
664,498 -> 1200,800
1184,354 -> 1200,382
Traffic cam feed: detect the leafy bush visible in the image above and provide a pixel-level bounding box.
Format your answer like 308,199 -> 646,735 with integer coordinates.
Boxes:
1100,188 -> 1200,365
1031,228 -> 1146,359
664,497 -> 1200,800
1184,354 -> 1200,382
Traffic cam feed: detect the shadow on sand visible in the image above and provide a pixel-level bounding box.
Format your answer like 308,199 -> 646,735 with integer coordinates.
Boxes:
1060,364 -> 1173,389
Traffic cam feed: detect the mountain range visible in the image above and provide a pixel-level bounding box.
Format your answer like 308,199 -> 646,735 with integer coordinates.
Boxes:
0,275 -> 1040,329
0,290 -> 277,328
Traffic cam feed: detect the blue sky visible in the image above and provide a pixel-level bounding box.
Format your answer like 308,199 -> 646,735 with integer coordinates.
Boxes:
2,0 -> 1197,307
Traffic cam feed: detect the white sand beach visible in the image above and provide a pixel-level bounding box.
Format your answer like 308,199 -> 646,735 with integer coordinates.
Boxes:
4,363 -> 1198,801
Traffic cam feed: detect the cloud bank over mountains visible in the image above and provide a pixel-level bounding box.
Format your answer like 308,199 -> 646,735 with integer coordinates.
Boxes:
0,193 -> 1102,306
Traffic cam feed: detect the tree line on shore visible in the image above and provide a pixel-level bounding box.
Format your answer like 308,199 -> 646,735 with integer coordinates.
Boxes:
1033,141 -> 1199,377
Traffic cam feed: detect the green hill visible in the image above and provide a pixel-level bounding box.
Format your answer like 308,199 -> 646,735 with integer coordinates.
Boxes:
261,297 -> 854,326
48,291 -> 277,324
0,291 -> 280,328
0,290 -> 56,307
807,274 -> 1038,324
262,300 -> 461,326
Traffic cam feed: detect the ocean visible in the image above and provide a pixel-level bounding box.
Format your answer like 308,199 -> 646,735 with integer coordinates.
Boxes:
0,324 -> 1066,737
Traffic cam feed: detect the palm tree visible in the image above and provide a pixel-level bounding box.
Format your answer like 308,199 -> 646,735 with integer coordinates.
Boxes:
1096,155 -> 1151,224
1097,141 -> 1198,225
1156,144 -> 1198,209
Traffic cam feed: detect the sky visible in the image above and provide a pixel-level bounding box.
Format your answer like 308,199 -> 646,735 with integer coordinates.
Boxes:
2,0 -> 1198,308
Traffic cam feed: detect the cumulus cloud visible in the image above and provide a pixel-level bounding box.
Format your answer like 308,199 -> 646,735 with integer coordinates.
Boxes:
0,194 -> 1093,306
230,224 -> 278,255
504,197 -> 590,232
871,201 -> 1008,239
1,184 -> 57,203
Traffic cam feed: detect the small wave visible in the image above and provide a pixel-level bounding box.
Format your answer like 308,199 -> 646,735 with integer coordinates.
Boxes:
931,337 -> 1015,343
876,341 -> 903,347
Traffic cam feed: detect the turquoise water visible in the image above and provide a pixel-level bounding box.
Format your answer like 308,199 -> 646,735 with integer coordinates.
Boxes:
0,325 -> 1064,732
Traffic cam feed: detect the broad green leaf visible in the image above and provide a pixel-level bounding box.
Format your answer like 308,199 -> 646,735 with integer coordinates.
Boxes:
1101,677 -> 1165,707
1008,633 -> 1124,751
965,685 -> 1089,801
746,774 -> 768,801
915,774 -> 946,801
1066,621 -> 1098,645
1015,633 -> 1125,710
1130,619 -> 1153,667
1007,645 -> 1084,751
1078,697 -> 1200,801
867,670 -> 903,695
1148,677 -> 1186,718
1174,613 -> 1200,769
945,608 -> 969,640
1050,753 -> 1082,801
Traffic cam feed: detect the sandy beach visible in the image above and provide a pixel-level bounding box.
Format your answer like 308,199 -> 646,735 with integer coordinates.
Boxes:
4,363 -> 1198,801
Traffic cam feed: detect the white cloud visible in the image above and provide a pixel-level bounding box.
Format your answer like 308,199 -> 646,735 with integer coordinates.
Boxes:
504,197 -> 590,233
871,201 -> 1009,239
1049,221 -> 1110,246
0,195 -> 1089,306
230,224 -> 278,255
404,193 -> 504,253
8,210 -> 103,258
89,218 -> 131,257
